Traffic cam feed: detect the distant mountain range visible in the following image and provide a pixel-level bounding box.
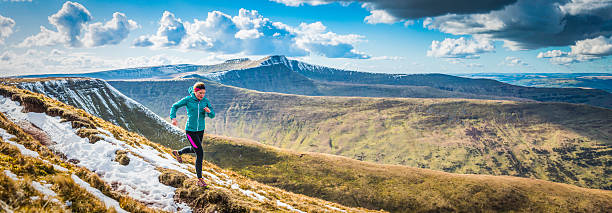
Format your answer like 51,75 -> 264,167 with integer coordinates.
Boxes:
15,55 -> 612,109
456,73 -> 612,93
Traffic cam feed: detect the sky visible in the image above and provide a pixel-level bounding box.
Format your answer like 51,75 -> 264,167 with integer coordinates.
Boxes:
0,0 -> 611,76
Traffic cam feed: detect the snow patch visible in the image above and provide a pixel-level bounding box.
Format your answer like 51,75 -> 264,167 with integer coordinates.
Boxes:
31,181 -> 57,197
0,127 -> 40,157
231,183 -> 267,202
3,170 -> 20,181
276,200 -> 306,213
71,174 -> 128,213
325,204 -> 347,212
201,71 -> 229,81
42,160 -> 69,172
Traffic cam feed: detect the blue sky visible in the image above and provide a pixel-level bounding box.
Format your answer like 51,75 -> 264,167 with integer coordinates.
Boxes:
1,0 -> 611,76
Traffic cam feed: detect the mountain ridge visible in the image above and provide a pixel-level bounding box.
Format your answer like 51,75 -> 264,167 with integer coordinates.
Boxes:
15,54 -> 611,108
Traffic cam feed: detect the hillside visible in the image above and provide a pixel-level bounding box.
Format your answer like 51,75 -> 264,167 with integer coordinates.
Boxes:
1,78 -> 185,149
202,134 -> 612,212
0,83 -> 369,212
109,78 -> 612,191
1,82 -> 611,212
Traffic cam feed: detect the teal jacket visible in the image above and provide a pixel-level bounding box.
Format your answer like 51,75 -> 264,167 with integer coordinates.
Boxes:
170,87 -> 215,132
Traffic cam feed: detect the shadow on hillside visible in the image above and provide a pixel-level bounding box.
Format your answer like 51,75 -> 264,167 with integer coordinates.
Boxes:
419,101 -> 612,144
203,137 -> 284,169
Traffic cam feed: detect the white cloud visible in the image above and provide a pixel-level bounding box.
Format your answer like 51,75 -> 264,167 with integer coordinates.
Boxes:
154,11 -> 187,47
561,0 -> 612,19
17,26 -> 63,47
538,36 -> 612,65
235,29 -> 263,39
82,12 -> 139,47
132,35 -> 153,47
135,9 -> 369,59
364,9 -> 398,24
427,37 -> 494,59
537,49 -> 566,58
570,35 -> 612,56
0,15 -> 16,45
18,1 -> 137,48
1,50 -> 16,61
48,1 -> 92,47
501,56 -> 528,66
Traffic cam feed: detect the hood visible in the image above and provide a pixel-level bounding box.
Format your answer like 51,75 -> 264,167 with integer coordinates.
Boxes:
188,86 -> 196,97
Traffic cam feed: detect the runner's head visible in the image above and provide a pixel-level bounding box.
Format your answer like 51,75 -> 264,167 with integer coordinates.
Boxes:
193,82 -> 206,100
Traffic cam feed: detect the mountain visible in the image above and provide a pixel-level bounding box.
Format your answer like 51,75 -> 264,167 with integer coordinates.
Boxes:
249,56 -> 612,109
109,78 -> 612,191
196,61 -> 528,101
14,55 -> 612,108
0,83 -> 371,212
455,73 -> 612,93
2,80 -> 611,212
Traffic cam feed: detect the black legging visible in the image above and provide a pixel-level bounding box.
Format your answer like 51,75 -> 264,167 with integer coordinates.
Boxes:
178,130 -> 204,178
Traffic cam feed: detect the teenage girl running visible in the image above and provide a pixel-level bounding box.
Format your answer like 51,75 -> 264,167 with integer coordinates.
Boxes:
170,82 -> 215,187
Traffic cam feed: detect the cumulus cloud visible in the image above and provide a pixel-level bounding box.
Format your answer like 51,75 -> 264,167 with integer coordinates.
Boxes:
0,15 -> 16,45
424,0 -> 612,51
501,56 -> 528,66
538,36 -> 612,64
561,0 -> 612,19
427,37 -> 494,59
295,22 -> 370,58
82,12 -> 139,47
135,9 -> 369,59
17,26 -> 63,47
47,1 -> 92,47
18,1 -> 137,48
364,9 -> 398,24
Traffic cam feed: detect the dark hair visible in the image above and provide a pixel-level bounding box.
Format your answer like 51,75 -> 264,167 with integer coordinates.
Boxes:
194,82 -> 205,90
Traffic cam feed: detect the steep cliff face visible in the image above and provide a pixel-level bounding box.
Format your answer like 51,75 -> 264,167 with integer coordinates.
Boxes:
10,78 -> 184,149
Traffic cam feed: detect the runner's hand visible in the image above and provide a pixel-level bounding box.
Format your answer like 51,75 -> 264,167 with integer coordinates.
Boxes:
204,107 -> 211,113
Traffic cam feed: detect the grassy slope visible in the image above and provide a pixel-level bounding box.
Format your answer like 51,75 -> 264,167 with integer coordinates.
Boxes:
110,79 -> 612,191
202,134 -> 612,212
0,83 -> 371,213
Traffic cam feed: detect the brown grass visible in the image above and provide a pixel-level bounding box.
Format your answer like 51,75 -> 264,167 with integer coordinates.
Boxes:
0,84 -> 370,212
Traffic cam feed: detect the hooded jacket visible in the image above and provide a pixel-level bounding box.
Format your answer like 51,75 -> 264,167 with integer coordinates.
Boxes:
169,87 -> 215,132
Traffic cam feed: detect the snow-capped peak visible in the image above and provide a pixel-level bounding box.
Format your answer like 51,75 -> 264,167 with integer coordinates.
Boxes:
259,55 -> 292,67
